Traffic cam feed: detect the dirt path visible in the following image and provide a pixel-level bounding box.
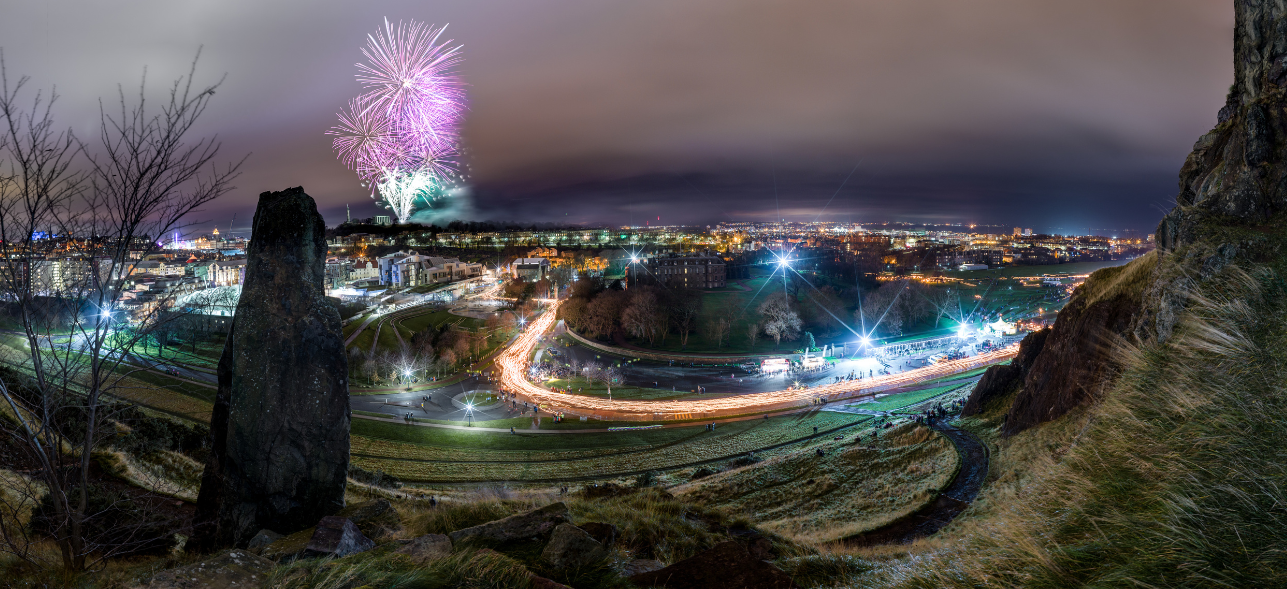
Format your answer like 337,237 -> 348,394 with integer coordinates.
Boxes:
844,418 -> 989,546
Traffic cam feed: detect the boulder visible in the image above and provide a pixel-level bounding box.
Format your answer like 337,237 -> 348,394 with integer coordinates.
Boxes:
305,516 -> 373,558
395,533 -> 452,564
578,521 -> 617,549
623,558 -> 666,577
245,529 -> 282,554
194,187 -> 351,550
130,549 -> 274,589
260,527 -> 313,562
541,523 -> 607,570
339,499 -> 402,540
629,541 -> 799,589
449,502 -> 569,545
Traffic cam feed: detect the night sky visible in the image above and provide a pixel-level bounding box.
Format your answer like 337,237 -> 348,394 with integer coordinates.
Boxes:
0,1 -> 1232,235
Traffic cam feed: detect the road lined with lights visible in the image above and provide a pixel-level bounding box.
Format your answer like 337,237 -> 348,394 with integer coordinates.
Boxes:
496,300 -> 1018,421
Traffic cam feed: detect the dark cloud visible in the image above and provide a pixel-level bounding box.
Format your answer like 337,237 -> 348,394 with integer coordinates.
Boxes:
0,0 -> 1231,233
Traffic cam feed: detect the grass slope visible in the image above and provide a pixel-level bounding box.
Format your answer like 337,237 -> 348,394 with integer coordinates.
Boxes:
677,421 -> 958,544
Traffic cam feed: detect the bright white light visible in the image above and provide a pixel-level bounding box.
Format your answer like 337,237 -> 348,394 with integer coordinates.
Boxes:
404,370 -> 411,377
465,403 -> 474,411
630,256 -> 639,263
860,336 -> 870,346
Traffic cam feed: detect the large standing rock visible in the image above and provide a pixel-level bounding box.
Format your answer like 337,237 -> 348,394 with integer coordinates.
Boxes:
194,187 -> 350,549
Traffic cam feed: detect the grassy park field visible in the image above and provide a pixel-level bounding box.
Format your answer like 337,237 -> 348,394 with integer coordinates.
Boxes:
348,410 -> 872,483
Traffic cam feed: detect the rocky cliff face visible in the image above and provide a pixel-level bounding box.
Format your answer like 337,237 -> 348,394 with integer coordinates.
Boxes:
961,328 -> 1047,417
194,187 -> 350,549
1156,2 -> 1287,252
973,2 -> 1287,436
1003,271 -> 1144,435
962,254 -> 1152,435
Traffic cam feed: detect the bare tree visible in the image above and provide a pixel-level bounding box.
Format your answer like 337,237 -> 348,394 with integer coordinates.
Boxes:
759,293 -> 802,348
667,289 -> 701,348
0,54 -> 241,571
581,361 -> 623,401
622,290 -> 664,345
704,299 -> 734,350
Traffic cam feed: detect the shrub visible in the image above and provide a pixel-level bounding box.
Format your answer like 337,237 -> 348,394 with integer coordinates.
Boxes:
633,470 -> 656,488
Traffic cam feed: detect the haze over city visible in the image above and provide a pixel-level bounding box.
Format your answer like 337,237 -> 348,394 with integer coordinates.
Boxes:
0,0 -> 1231,233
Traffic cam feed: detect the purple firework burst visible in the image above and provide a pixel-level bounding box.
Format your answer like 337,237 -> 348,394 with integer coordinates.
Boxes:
330,18 -> 465,221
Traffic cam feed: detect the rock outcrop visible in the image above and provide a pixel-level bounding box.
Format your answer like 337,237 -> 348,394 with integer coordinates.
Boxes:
194,187 -> 350,549
1157,2 -> 1287,252
1002,261 -> 1149,435
961,327 -> 1049,417
970,257 -> 1153,436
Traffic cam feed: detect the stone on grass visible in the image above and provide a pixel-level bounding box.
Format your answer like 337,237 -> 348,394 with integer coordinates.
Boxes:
395,533 -> 452,564
578,521 -> 618,548
131,549 -> 274,589
306,516 -> 374,558
628,541 -> 799,589
260,527 -> 313,562
339,498 -> 402,540
448,502 -> 568,545
541,523 -> 607,569
246,529 -> 282,554
623,558 -> 666,577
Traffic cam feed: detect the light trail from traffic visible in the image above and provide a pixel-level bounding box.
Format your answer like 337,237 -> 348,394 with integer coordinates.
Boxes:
496,300 -> 1017,421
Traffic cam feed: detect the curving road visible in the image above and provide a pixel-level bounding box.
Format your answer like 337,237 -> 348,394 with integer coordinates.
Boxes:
496,300 -> 1018,421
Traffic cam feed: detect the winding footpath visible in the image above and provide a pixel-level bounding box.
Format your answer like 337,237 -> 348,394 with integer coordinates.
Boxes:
846,418 -> 990,546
